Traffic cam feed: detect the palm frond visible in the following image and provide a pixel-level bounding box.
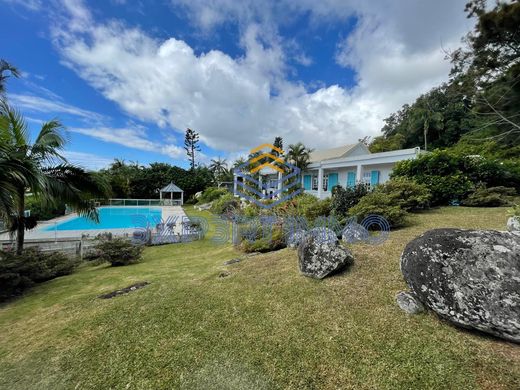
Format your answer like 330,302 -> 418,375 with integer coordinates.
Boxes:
40,164 -> 110,222
0,100 -> 29,147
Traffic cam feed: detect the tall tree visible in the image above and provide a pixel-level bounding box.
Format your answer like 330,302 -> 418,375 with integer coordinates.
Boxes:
0,60 -> 19,97
272,136 -> 283,157
285,142 -> 313,171
184,128 -> 201,170
0,101 -> 108,253
209,157 -> 228,182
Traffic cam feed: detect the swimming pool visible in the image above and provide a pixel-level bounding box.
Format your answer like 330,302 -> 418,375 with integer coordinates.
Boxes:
42,207 -> 162,231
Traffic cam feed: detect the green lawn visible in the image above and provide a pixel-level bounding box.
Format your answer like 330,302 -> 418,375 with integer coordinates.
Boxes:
0,207 -> 519,389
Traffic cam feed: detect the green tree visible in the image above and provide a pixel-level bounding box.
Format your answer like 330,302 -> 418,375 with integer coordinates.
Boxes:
209,157 -> 228,181
285,142 -> 313,171
0,101 -> 108,253
0,59 -> 19,97
272,136 -> 283,157
184,128 -> 201,170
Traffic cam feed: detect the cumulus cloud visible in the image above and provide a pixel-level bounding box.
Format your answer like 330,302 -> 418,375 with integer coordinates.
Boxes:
50,0 -> 472,154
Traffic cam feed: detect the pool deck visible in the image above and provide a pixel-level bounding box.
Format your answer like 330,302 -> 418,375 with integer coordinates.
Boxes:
0,206 -> 188,242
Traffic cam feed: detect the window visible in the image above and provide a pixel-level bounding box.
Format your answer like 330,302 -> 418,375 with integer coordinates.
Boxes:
322,174 -> 329,191
363,172 -> 371,184
312,175 -> 318,190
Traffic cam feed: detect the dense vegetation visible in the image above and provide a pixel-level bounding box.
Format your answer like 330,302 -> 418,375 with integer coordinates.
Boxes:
0,248 -> 78,301
370,0 -> 520,163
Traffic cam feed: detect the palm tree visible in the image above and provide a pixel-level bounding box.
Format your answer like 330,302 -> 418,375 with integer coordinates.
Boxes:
0,101 -> 109,253
0,60 -> 20,96
209,157 -> 228,180
410,106 -> 443,151
285,142 -> 313,172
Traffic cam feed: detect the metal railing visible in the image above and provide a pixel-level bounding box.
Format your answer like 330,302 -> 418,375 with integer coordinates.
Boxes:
95,199 -> 183,207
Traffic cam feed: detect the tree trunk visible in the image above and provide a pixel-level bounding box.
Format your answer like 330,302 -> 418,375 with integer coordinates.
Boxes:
16,188 -> 25,254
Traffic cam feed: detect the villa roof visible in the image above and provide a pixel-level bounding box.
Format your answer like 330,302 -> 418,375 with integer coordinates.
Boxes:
309,143 -> 361,162
160,182 -> 183,192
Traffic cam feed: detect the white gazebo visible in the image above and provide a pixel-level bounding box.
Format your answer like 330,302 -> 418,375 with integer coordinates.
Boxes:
159,182 -> 184,205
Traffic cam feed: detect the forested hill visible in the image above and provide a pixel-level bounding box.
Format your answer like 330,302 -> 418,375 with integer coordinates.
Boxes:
369,0 -> 520,160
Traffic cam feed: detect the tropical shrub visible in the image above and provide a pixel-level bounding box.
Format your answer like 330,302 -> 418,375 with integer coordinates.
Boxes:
461,186 -> 516,207
509,204 -> 520,218
210,193 -> 240,215
392,150 -> 520,205
376,178 -> 431,211
197,187 -> 228,204
240,225 -> 286,253
25,196 -> 66,221
94,238 -> 143,266
302,198 -> 332,222
348,192 -> 409,228
331,184 -> 370,217
0,248 -> 79,300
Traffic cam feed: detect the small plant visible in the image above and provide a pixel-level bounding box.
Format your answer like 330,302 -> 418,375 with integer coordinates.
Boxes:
376,178 -> 431,211
197,187 -> 228,204
0,248 -> 79,300
331,184 -> 370,217
348,192 -> 409,228
508,204 -> 520,218
461,186 -> 516,207
210,193 -> 240,215
240,226 -> 286,253
94,238 -> 143,266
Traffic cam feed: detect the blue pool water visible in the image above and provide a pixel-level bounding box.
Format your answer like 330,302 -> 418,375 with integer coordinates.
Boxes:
43,207 -> 162,231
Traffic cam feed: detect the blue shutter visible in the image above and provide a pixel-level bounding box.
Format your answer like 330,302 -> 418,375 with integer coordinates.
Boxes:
370,170 -> 380,186
303,175 -> 312,190
347,172 -> 356,188
328,173 -> 338,191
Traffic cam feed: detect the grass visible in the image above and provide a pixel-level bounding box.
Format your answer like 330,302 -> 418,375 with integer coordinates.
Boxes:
0,206 -> 519,389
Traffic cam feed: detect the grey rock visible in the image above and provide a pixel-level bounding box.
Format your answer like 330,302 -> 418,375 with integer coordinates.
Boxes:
507,216 -> 520,232
287,229 -> 307,249
341,222 -> 369,244
307,227 -> 338,244
396,291 -> 425,314
401,228 -> 520,343
298,234 -> 354,279
224,258 -> 242,265
195,202 -> 212,211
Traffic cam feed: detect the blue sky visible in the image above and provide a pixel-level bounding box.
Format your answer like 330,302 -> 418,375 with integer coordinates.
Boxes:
0,0 -> 472,170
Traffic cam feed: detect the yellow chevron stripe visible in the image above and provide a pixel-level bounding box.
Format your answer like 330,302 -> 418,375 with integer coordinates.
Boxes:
250,162 -> 285,174
250,143 -> 284,155
249,152 -> 285,165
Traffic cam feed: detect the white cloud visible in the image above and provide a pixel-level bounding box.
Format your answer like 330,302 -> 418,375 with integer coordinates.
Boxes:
1,0 -> 42,11
50,0 -> 472,154
9,93 -> 106,123
70,126 -> 184,159
62,150 -> 113,170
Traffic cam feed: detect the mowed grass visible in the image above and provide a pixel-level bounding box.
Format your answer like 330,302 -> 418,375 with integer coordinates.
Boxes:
0,206 -> 519,389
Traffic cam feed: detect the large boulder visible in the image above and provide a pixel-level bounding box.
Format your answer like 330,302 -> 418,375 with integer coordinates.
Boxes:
307,227 -> 338,244
507,216 -> 520,232
400,228 -> 520,343
298,234 -> 354,279
341,222 -> 369,244
287,230 -> 307,249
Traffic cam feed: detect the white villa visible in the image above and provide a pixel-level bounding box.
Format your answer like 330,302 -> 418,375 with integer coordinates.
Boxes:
301,142 -> 421,199
233,142 -> 422,200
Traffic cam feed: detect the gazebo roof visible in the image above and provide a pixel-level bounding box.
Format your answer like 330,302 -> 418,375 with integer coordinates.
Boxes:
160,182 -> 183,192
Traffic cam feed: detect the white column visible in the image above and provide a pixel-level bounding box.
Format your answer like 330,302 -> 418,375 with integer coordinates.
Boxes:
259,175 -> 263,193
181,192 -> 184,205
277,171 -> 282,193
317,167 -> 324,199
356,164 -> 362,184
233,173 -> 238,196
